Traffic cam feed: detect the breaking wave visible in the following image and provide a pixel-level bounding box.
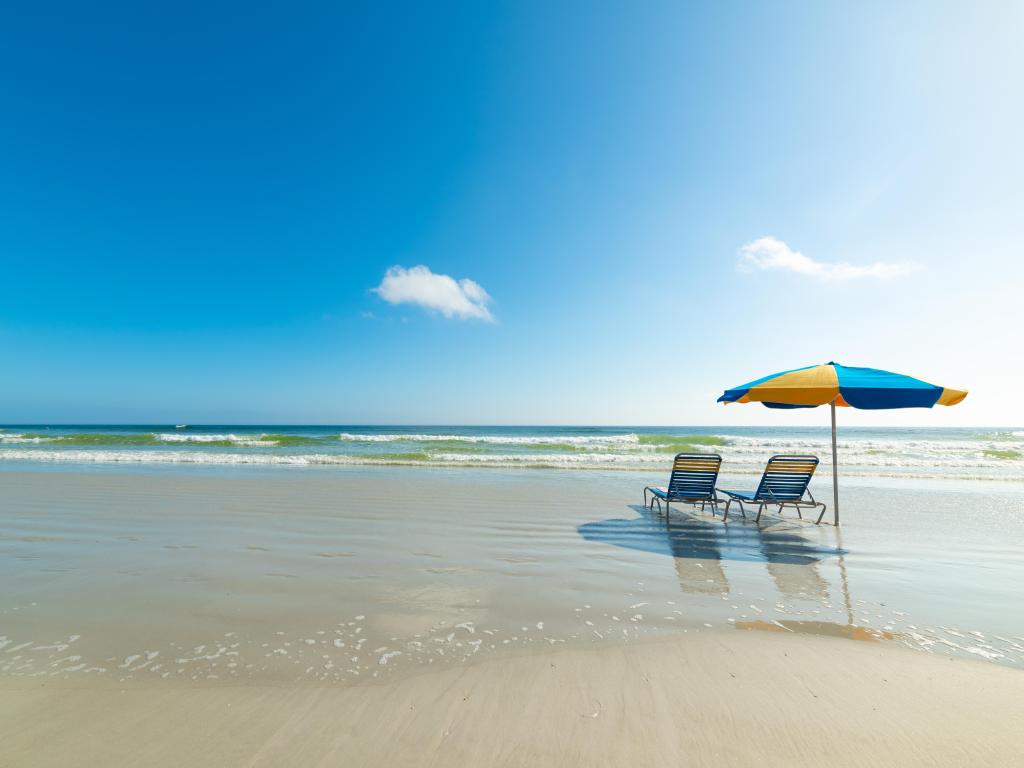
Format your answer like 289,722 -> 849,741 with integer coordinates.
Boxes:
0,432 -> 321,448
1,427 -> 1021,480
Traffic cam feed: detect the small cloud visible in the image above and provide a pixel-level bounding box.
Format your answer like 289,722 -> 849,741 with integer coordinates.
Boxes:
360,311 -> 375,320
372,265 -> 494,321
738,236 -> 921,281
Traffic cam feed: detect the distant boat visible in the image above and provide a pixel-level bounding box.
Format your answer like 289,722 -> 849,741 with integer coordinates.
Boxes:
175,424 -> 188,429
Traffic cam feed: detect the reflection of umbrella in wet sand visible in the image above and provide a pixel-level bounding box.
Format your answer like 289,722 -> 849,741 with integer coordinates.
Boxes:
737,527 -> 882,641
735,619 -> 895,642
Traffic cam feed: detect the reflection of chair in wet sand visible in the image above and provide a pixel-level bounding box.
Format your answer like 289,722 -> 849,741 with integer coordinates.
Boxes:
673,551 -> 729,595
766,561 -> 829,602
748,518 -> 830,601
578,505 -> 847,604
664,513 -> 730,595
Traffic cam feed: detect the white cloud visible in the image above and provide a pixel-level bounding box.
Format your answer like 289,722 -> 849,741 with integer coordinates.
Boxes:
373,265 -> 494,321
738,236 -> 921,281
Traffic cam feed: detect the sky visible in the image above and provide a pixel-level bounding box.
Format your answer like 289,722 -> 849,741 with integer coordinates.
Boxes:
1,1 -> 1021,426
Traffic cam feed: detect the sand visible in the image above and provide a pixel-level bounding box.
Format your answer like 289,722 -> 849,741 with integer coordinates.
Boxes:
4,467 -> 1024,765
3,630 -> 1022,768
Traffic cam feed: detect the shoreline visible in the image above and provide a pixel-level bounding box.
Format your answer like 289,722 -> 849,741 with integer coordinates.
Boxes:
1,458 -> 1022,488
3,631 -> 1022,767
2,424 -> 1021,483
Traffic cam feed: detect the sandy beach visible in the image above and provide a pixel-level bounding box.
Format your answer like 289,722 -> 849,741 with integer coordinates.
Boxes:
3,631 -> 1023,767
2,464 -> 1023,765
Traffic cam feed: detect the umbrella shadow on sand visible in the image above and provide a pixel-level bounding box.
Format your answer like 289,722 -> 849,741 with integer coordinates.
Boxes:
578,505 -> 846,599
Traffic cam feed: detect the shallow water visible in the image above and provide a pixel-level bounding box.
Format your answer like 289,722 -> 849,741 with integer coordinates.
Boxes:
2,465 -> 1022,687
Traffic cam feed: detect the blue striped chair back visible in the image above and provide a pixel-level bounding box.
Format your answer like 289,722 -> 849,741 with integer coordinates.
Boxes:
667,454 -> 722,500
754,455 -> 819,501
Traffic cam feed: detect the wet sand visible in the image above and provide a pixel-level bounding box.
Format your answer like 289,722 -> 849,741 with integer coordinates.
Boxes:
2,466 -> 1023,765
3,631 -> 1023,767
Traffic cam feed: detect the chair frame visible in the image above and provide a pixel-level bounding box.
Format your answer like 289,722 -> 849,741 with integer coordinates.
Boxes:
720,454 -> 827,524
643,453 -> 722,516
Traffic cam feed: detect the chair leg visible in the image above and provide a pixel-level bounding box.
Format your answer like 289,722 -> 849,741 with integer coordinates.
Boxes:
815,503 -> 827,525
722,500 -> 730,522
755,504 -> 764,523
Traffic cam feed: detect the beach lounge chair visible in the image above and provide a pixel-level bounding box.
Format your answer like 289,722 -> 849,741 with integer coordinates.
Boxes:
643,453 -> 722,515
720,455 -> 827,524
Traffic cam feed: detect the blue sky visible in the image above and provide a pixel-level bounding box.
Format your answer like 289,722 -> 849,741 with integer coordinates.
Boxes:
1,1 -> 1021,425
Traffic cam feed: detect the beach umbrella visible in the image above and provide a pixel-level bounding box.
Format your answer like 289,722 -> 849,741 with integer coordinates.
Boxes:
717,362 -> 967,525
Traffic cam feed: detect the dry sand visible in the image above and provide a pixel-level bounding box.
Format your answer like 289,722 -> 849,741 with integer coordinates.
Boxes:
3,630 -> 1022,768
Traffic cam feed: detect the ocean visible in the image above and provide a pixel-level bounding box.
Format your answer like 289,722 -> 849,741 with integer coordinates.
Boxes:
1,424 -> 1022,481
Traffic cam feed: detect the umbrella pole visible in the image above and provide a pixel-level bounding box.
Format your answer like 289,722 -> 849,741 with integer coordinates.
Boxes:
830,401 -> 840,526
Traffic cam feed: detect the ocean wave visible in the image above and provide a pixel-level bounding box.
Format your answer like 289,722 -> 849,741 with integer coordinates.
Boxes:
982,449 -> 1022,461
332,431 -> 1023,460
336,432 -> 644,446
0,448 -> 669,467
335,433 -> 729,454
975,430 -> 1024,441
154,433 -> 278,447
0,448 -> 1021,480
2,428 -> 1022,479
0,432 -> 316,448
7,429 -> 1019,462
716,435 -> 1024,463
720,434 -> 1024,449
0,434 -> 56,444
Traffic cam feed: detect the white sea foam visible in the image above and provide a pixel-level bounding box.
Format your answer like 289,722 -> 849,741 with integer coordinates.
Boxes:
1,432 -> 289,447
0,434 -> 55,444
0,447 -> 1020,480
0,448 -> 665,468
154,433 -> 277,447
715,435 -> 1023,468
3,427 -> 1023,480
336,432 -> 642,447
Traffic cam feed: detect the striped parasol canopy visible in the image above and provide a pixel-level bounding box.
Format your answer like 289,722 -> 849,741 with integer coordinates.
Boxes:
718,362 -> 967,410
718,362 -> 967,524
